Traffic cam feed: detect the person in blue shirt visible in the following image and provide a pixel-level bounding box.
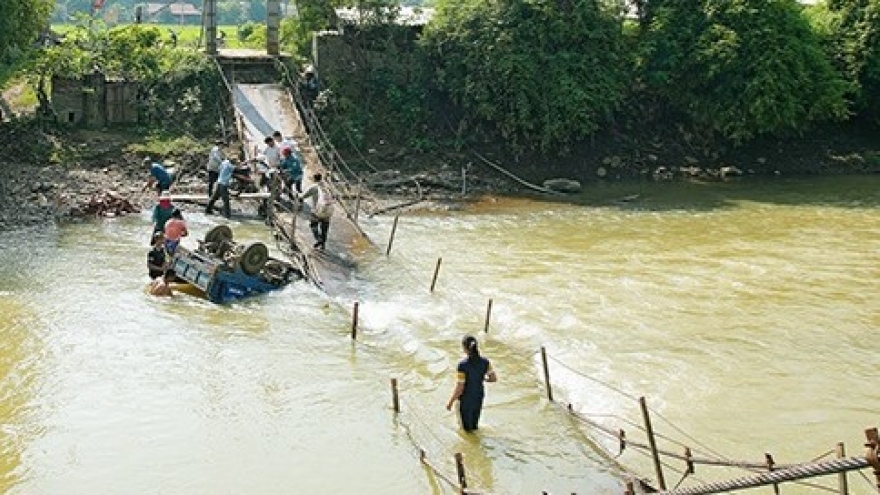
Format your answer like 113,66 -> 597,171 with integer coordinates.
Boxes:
446,335 -> 498,432
206,158 -> 235,218
279,146 -> 303,195
143,158 -> 173,195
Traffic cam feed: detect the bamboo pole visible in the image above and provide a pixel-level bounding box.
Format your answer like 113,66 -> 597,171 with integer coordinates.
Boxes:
430,257 -> 442,293
351,301 -> 359,340
483,298 -> 493,333
454,452 -> 468,493
461,165 -> 467,195
385,214 -> 399,256
766,453 -> 780,495
640,396 -> 667,490
353,179 -> 362,225
540,346 -> 553,402
391,378 -> 400,413
865,428 -> 880,492
684,447 -> 695,475
837,442 -> 848,495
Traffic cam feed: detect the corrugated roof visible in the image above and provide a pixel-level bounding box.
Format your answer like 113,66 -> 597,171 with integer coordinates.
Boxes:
335,6 -> 434,26
144,2 -> 201,17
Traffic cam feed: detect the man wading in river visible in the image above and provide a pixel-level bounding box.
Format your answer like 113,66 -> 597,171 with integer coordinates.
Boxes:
149,269 -> 176,297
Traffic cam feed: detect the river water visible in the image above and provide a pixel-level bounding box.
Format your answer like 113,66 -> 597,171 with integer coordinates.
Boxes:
0,175 -> 877,494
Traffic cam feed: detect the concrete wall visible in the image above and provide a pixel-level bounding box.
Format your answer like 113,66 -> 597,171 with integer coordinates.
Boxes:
51,75 -> 139,127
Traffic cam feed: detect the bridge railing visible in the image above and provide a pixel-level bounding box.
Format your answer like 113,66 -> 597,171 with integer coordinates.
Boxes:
272,57 -> 374,236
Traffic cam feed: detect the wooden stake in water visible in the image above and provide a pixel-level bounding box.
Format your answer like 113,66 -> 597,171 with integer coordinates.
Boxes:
351,301 -> 359,340
767,453 -> 781,494
837,442 -> 848,495
483,298 -> 493,333
461,166 -> 467,195
430,257 -> 442,293
640,396 -> 667,490
864,428 -> 880,492
391,378 -> 400,413
354,179 -> 362,225
385,215 -> 399,256
454,452 -> 468,492
540,346 -> 553,402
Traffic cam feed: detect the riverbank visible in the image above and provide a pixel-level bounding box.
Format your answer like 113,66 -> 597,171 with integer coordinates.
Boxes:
0,124 -> 506,231
1,120 -> 878,231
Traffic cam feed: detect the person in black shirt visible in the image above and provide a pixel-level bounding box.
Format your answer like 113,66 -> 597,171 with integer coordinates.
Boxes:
446,335 -> 497,431
147,232 -> 168,279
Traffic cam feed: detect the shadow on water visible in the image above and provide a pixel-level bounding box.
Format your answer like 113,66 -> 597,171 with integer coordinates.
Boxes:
517,174 -> 880,212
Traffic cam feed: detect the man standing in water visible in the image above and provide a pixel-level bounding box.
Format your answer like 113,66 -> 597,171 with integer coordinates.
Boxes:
149,269 -> 176,297
446,335 -> 497,432
147,232 -> 168,279
151,191 -> 175,235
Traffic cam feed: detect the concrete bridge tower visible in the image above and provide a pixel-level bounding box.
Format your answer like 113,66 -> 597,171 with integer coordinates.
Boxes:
204,0 -> 283,56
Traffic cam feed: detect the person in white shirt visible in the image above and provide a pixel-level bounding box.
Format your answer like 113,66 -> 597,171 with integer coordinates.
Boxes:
262,136 -> 281,169
299,172 -> 334,250
206,139 -> 224,197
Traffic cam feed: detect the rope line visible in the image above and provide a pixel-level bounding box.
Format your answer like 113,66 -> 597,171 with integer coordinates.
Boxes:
654,456 -> 871,495
546,354 -> 639,401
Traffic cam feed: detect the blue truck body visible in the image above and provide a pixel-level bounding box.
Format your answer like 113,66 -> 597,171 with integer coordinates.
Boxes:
170,243 -> 301,304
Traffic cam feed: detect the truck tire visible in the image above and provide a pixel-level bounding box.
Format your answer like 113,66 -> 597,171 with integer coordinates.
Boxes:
239,242 -> 268,275
205,225 -> 233,244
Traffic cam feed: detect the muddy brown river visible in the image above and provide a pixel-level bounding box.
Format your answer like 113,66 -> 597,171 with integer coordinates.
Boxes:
1,175 -> 878,494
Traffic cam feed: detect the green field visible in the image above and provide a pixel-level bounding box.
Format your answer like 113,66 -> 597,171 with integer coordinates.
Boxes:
52,23 -> 249,49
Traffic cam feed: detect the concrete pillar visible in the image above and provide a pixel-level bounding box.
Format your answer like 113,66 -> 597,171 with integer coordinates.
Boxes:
205,0 -> 217,55
267,0 -> 281,55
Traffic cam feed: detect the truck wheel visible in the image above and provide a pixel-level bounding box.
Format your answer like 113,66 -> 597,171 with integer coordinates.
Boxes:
239,242 -> 268,275
205,225 -> 233,244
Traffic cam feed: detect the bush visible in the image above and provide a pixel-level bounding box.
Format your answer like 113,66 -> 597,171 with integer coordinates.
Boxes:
422,0 -> 629,154
639,0 -> 851,142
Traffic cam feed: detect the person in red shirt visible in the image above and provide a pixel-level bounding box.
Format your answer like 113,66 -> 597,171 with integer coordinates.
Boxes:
163,209 -> 188,254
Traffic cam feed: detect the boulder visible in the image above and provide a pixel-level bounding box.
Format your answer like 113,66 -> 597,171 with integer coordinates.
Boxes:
543,178 -> 582,193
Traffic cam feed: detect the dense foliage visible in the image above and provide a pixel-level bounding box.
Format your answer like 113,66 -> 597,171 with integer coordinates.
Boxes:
422,0 -> 629,153
1,0 -> 55,63
30,20 -> 226,135
638,0 -> 850,142
283,0 -> 440,151
816,0 -> 880,123
9,0 -> 879,160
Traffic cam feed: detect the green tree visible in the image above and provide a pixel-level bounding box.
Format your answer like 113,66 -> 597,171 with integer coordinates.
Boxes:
423,0 -> 629,153
283,0 -> 340,57
824,0 -> 880,123
640,0 -> 850,142
1,0 -> 55,62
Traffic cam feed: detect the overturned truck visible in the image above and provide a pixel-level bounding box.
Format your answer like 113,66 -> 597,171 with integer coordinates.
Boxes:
171,225 -> 305,303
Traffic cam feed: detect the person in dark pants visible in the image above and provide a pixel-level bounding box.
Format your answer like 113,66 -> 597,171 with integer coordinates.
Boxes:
206,139 -> 224,197
142,158 -> 173,195
446,335 -> 497,432
147,231 -> 168,279
299,173 -> 333,250
206,158 -> 234,219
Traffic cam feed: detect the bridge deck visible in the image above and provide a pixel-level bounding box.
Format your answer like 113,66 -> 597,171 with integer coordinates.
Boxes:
227,77 -> 372,295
